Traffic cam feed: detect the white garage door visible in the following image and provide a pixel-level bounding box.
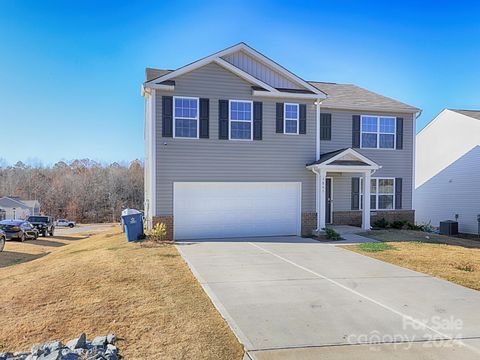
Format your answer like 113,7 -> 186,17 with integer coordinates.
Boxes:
174,182 -> 301,240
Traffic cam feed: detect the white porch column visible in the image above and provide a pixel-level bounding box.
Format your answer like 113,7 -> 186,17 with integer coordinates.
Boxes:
362,170 -> 371,230
319,169 -> 327,230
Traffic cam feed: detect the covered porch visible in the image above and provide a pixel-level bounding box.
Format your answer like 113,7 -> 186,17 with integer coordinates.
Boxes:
307,148 -> 381,231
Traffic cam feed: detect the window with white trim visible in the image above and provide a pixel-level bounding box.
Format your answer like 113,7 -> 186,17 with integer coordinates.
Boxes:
229,100 -> 252,140
174,97 -> 199,138
284,103 -> 299,134
360,177 -> 395,210
361,115 -> 396,149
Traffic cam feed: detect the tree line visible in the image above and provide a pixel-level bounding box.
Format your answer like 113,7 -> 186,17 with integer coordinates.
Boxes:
0,159 -> 144,223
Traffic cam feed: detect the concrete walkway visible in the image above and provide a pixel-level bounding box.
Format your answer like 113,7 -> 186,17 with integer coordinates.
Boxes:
176,236 -> 480,359
328,225 -> 380,244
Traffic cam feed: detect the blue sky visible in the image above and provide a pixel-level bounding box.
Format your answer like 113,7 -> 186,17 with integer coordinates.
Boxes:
0,1 -> 479,165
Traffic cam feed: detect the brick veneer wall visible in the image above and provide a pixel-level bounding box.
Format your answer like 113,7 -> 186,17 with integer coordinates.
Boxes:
333,210 -> 415,226
153,216 -> 174,241
301,212 -> 317,236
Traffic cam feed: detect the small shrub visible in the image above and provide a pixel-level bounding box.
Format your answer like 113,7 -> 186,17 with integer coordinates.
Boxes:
146,222 -> 167,242
391,220 -> 408,229
359,242 -> 395,252
373,218 -> 389,229
325,228 -> 342,240
421,222 -> 436,233
405,222 -> 423,231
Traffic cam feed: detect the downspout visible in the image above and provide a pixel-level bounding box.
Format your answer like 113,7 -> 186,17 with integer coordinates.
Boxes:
315,99 -> 322,160
412,110 -> 422,213
311,167 -> 321,232
313,98 -> 324,231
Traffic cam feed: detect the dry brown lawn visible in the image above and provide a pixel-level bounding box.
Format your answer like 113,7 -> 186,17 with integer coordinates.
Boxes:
0,226 -> 244,359
343,229 -> 480,291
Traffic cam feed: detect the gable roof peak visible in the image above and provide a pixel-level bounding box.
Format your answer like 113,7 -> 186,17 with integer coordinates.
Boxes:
144,42 -> 326,98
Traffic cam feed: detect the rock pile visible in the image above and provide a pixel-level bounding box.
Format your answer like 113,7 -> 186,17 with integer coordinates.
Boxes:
0,333 -> 120,360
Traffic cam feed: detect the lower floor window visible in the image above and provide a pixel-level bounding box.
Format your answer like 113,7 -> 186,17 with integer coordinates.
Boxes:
360,177 -> 395,210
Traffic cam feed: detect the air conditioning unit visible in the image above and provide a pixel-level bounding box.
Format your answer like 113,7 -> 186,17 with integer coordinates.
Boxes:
439,220 -> 458,236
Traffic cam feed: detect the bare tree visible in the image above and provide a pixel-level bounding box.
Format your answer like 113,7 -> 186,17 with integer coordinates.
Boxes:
0,159 -> 144,223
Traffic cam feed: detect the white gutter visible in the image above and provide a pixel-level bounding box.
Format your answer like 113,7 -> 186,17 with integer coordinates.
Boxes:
412,110 -> 422,214
315,99 -> 322,160
311,167 -> 321,231
252,91 -> 326,100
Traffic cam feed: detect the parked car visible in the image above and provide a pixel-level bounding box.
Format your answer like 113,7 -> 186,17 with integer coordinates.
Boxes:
56,219 -> 76,228
0,229 -> 5,251
0,220 -> 39,242
26,215 -> 55,237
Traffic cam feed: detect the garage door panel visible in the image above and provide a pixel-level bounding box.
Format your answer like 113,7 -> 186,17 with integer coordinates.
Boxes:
174,182 -> 301,240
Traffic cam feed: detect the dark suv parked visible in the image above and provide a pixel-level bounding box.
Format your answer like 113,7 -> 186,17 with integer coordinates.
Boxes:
26,216 -> 55,237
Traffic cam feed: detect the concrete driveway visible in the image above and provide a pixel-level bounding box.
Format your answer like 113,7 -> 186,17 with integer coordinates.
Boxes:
177,236 -> 480,359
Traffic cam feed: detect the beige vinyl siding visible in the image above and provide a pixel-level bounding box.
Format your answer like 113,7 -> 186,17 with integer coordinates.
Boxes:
222,50 -> 301,89
155,62 -> 317,215
321,108 -> 414,210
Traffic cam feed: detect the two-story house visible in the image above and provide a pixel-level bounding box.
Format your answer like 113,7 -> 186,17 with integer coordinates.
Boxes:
142,43 -> 420,241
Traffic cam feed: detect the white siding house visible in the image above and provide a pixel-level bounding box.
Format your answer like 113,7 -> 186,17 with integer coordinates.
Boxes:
0,197 -> 40,220
415,109 -> 480,234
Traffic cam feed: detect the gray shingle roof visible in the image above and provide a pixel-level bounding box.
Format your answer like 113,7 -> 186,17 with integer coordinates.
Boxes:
309,81 -> 419,113
306,148 -> 376,167
450,109 -> 480,120
0,197 -> 29,209
145,67 -> 420,113
306,148 -> 347,166
145,68 -> 173,82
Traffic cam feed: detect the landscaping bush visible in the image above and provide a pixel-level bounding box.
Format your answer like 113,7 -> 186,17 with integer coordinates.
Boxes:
391,220 -> 408,229
373,218 -> 389,229
325,228 -> 342,241
405,222 -> 423,231
404,221 -> 435,232
146,223 -> 167,242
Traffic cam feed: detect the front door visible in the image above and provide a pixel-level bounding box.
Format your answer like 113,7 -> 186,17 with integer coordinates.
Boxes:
325,178 -> 332,224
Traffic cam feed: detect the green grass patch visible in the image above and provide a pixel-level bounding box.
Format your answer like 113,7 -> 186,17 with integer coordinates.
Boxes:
358,242 -> 396,252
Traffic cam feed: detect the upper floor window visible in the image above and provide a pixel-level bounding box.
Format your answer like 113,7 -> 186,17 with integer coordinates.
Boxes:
284,103 -> 299,134
174,97 -> 199,138
229,100 -> 252,140
360,177 -> 395,210
361,115 -> 396,149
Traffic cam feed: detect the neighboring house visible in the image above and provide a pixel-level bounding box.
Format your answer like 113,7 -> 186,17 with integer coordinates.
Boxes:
0,196 -> 40,220
415,109 -> 480,234
142,43 -> 419,240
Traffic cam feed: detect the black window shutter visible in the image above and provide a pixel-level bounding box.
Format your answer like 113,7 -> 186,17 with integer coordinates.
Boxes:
299,104 -> 307,134
162,96 -> 173,137
276,103 -> 284,133
395,178 -> 403,209
320,113 -> 332,140
352,115 -> 360,148
396,117 -> 404,150
253,101 -> 263,140
218,100 -> 229,140
351,177 -> 360,210
199,98 -> 209,139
